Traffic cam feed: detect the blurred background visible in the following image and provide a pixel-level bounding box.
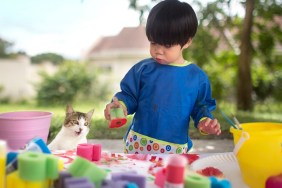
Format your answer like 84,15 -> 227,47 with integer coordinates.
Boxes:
0,0 -> 281,142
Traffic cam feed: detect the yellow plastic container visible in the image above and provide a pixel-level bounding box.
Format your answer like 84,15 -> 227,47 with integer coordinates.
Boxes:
230,122 -> 282,188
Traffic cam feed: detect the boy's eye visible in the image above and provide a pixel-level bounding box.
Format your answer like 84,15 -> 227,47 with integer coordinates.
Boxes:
164,44 -> 172,48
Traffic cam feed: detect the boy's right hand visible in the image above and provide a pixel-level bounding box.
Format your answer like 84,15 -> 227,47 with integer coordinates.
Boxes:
104,97 -> 128,121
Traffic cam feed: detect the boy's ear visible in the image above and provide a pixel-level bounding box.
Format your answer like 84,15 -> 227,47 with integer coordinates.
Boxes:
183,38 -> 193,49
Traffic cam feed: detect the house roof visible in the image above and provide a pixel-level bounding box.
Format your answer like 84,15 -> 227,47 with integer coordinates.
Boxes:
87,26 -> 150,55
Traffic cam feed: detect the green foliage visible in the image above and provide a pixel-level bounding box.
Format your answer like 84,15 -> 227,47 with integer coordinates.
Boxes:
0,38 -> 13,58
183,26 -> 219,67
36,61 -> 95,106
31,53 -> 65,65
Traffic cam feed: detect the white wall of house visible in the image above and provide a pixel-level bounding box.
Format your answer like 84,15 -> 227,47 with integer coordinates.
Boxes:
0,56 -> 57,101
89,50 -> 150,94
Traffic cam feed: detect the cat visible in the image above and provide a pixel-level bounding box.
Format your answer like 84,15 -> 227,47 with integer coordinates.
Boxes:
48,104 -> 94,150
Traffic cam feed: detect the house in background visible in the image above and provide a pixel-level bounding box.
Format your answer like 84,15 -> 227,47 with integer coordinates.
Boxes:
86,25 -> 150,92
0,56 -> 57,102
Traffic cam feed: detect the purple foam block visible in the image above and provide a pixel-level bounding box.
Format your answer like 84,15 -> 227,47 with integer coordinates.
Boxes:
64,177 -> 95,188
115,180 -> 130,188
55,171 -> 72,188
101,179 -> 114,188
111,171 -> 137,181
121,174 -> 146,188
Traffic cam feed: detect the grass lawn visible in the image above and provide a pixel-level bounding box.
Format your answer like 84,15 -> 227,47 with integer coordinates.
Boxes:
0,101 -> 281,142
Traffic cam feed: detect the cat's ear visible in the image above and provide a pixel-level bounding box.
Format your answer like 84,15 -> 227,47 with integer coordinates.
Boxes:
87,109 -> 95,119
66,104 -> 74,115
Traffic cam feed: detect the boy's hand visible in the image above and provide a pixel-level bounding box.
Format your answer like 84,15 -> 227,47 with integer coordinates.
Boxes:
198,118 -> 221,135
104,97 -> 128,121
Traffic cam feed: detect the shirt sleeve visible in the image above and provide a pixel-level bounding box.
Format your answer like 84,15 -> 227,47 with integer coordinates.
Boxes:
191,72 -> 216,128
115,65 -> 141,115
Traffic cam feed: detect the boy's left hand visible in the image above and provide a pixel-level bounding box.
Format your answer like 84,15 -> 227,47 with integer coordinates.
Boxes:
198,118 -> 221,135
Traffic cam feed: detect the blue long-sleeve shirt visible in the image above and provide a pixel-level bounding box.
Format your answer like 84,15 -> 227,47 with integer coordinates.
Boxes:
115,58 -> 216,153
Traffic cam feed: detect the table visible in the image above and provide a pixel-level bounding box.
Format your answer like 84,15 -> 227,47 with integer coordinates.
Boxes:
52,150 -> 248,188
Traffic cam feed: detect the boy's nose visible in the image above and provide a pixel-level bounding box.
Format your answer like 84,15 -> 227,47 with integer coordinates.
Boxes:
154,44 -> 163,54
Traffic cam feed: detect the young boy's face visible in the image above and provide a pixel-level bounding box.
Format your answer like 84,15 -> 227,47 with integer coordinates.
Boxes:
149,42 -> 188,65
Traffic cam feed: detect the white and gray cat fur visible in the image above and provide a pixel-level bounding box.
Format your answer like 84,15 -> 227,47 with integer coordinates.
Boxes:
48,104 -> 94,150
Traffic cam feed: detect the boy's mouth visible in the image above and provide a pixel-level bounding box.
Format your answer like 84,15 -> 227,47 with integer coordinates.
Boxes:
155,58 -> 165,64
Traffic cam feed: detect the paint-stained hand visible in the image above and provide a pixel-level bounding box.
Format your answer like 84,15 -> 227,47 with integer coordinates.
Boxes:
104,96 -> 128,121
198,118 -> 221,135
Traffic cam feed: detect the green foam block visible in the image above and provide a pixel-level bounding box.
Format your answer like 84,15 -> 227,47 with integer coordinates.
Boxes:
18,152 -> 46,181
110,108 -> 125,119
67,156 -> 107,188
45,154 -> 59,180
185,173 -> 210,188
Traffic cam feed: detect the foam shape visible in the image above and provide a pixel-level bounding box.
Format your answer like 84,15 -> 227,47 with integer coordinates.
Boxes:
109,108 -> 127,128
76,144 -> 102,161
6,171 -> 26,188
18,152 -> 46,181
54,171 -> 72,188
6,151 -> 18,174
6,170 -> 49,188
18,151 -> 59,181
64,177 -> 95,188
26,181 -> 47,188
265,173 -> 282,188
67,156 -> 107,187
114,180 -> 129,188
25,137 -> 51,154
111,171 -> 137,181
127,182 -> 139,188
0,140 -> 6,188
45,154 -> 59,180
155,168 -> 166,188
92,144 -> 101,161
6,151 -> 18,165
165,154 -> 187,186
115,173 -> 146,188
68,157 -> 90,177
185,173 -> 210,188
209,176 -> 231,188
77,144 -> 93,161
101,179 -> 114,188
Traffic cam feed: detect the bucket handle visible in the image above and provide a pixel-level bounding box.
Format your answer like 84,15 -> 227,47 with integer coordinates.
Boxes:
233,131 -> 250,156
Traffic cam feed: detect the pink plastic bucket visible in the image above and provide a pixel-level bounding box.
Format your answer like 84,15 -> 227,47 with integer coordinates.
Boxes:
0,111 -> 53,150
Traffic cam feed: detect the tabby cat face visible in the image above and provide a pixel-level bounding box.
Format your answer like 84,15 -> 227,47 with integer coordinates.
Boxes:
64,105 -> 94,136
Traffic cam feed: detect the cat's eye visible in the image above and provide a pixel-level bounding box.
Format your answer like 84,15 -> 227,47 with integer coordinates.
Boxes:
84,122 -> 89,126
72,120 -> 79,124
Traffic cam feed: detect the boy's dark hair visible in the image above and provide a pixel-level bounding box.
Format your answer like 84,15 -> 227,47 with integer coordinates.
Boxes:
146,0 -> 198,47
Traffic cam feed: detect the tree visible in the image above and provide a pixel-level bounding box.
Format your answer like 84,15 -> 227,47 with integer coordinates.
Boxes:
0,37 -> 13,58
36,61 -> 94,106
31,53 -> 65,65
237,0 -> 255,111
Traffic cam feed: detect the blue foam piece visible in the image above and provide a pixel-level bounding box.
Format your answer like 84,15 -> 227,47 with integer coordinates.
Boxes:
120,174 -> 146,188
6,152 -> 18,165
126,182 -> 139,188
115,180 -> 129,188
209,176 -> 231,188
6,152 -> 19,174
26,137 -> 51,154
